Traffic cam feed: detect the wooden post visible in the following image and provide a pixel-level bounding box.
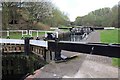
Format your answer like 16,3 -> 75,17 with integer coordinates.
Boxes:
50,51 -> 52,60
43,48 -> 46,61
24,37 -> 30,55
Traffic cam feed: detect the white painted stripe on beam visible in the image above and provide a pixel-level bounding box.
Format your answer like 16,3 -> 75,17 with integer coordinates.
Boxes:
0,38 -> 24,44
104,27 -> 115,30
30,40 -> 48,48
0,38 -> 47,48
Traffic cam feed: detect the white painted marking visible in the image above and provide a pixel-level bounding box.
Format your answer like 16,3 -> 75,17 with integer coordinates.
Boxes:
104,27 -> 115,30
56,32 -> 58,38
0,39 -> 24,44
7,31 -> 9,36
50,27 -> 58,30
87,72 -> 93,78
53,74 -> 57,77
62,76 -> 72,78
37,31 -> 39,37
30,40 -> 47,48
61,55 -> 67,59
45,32 -> 47,37
0,39 -> 47,48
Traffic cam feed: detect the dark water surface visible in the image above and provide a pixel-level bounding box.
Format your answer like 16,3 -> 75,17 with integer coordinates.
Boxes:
61,34 -> 83,42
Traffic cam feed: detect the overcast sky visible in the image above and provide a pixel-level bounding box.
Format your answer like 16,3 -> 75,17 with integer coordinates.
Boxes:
52,0 -> 120,21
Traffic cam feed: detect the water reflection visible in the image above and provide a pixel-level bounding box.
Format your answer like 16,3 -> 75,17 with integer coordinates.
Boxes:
62,34 -> 83,42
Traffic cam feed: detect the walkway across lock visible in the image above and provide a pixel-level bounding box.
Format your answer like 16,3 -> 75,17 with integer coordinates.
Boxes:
0,38 -> 120,58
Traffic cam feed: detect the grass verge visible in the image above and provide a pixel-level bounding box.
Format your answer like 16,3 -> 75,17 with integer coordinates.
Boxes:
2,32 -> 45,39
100,29 -> 120,67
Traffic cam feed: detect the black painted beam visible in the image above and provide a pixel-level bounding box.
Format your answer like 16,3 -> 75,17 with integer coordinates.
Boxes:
48,41 -> 120,58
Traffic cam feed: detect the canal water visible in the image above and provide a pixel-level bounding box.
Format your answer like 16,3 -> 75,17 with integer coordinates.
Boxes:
61,34 -> 84,42
46,32 -> 84,42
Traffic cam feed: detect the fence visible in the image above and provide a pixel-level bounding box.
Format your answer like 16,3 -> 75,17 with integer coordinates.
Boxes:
0,30 -> 58,39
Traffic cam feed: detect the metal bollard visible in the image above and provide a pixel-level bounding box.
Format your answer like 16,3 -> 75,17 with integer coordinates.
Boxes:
54,38 -> 62,60
36,37 -> 40,40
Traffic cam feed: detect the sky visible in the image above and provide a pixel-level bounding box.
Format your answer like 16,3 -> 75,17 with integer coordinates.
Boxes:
52,0 -> 120,21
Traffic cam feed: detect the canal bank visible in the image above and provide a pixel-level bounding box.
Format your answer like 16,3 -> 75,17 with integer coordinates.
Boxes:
25,51 -> 118,79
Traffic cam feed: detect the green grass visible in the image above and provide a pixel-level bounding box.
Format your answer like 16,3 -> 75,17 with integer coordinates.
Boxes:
2,32 -> 22,39
2,32 -> 45,39
100,29 -> 119,44
100,29 -> 120,67
112,58 -> 120,67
